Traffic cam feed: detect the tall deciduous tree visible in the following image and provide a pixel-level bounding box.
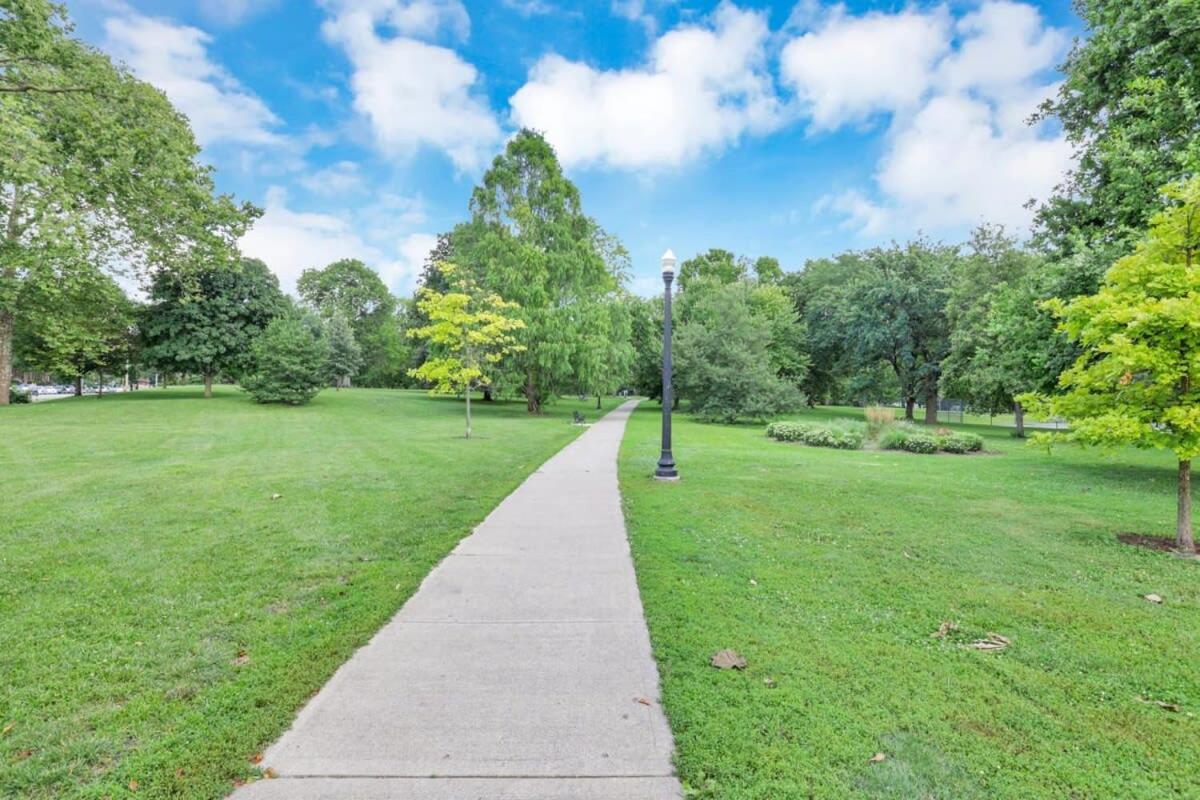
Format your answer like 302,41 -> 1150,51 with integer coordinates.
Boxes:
456,130 -> 618,413
1024,178 -> 1200,551
297,258 -> 399,385
1035,0 -> 1200,252
140,258 -> 285,398
838,241 -> 957,422
15,267 -> 132,395
1,0 -> 256,405
677,248 -> 747,291
407,265 -> 525,438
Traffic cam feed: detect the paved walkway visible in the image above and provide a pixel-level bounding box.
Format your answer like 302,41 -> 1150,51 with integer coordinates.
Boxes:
235,400 -> 681,799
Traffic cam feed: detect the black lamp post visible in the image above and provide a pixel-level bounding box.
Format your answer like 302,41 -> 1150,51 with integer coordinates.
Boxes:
655,249 -> 679,481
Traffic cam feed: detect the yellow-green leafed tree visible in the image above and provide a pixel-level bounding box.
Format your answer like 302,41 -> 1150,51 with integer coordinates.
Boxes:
408,265 -> 525,438
1023,177 -> 1200,552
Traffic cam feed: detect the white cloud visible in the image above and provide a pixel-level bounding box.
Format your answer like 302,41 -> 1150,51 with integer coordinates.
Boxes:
320,0 -> 500,170
298,161 -> 367,195
780,6 -> 950,129
197,0 -> 277,26
510,3 -> 780,170
788,0 -> 1073,235
104,13 -> 282,148
240,188 -> 428,295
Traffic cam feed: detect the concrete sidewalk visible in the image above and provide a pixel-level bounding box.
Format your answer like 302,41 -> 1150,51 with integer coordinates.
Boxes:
234,400 -> 681,800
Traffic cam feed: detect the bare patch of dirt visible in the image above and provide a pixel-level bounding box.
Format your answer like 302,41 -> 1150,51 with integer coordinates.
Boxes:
1118,533 -> 1198,556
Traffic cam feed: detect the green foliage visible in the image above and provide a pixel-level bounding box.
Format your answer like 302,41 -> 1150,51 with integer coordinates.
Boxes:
297,258 -> 402,387
1024,177 -> 1200,461
407,265 -> 525,436
677,248 -> 747,290
454,130 -> 618,412
8,386 -> 31,404
240,315 -> 329,405
879,423 -> 983,455
752,255 -> 784,284
675,281 -> 801,423
1035,0 -> 1200,252
140,258 -> 285,389
324,313 -> 362,388
14,267 -> 133,381
0,0 -> 257,404
766,420 -> 866,450
625,294 -> 666,400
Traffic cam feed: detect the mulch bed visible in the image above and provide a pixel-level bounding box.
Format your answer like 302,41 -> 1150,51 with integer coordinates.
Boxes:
1118,532 -> 1199,556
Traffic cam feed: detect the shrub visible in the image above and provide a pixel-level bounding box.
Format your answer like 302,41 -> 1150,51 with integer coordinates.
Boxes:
241,316 -> 329,405
767,420 -> 866,450
882,422 -> 985,454
939,435 -> 970,454
901,433 -> 940,454
8,387 -> 31,405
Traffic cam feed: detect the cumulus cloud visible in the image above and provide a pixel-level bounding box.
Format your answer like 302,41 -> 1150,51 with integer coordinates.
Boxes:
785,0 -> 1073,235
104,12 -> 283,148
320,0 -> 500,170
197,0 -> 278,26
240,188 -> 430,295
510,3 -> 779,170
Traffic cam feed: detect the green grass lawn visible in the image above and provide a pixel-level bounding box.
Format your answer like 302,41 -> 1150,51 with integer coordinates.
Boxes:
619,405 -> 1200,800
0,387 -> 612,799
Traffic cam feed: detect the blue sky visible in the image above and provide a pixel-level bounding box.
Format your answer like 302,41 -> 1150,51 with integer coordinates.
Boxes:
65,0 -> 1083,296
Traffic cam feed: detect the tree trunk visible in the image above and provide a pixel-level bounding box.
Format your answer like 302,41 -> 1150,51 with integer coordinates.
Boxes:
1179,460 -> 1194,553
0,310 -> 12,407
203,372 -> 213,399
74,376 -> 82,396
596,394 -> 601,410
465,385 -> 473,439
524,378 -> 539,414
482,386 -> 494,402
1013,400 -> 1026,438
905,397 -> 915,420
924,386 -> 939,425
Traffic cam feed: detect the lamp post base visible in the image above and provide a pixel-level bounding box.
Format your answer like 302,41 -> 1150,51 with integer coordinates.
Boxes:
654,456 -> 678,481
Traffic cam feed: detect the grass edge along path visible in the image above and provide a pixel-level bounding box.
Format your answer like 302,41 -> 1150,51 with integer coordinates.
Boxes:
0,387 -> 613,799
618,404 -> 1200,800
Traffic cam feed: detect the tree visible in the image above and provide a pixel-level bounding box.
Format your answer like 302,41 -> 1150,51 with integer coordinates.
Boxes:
454,130 -> 617,412
407,265 -> 525,438
753,255 -> 784,284
1022,177 -> 1200,552
838,241 -> 957,422
1035,0 -> 1200,253
575,296 -> 634,408
241,315 -> 329,405
15,267 -> 133,395
297,258 -> 399,386
675,281 -> 801,423
625,294 -> 666,400
325,313 -> 362,389
677,248 -> 747,291
140,258 -> 285,398
1,0 -> 255,405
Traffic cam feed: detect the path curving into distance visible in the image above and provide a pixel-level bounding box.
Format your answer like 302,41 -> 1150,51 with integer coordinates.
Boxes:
233,399 -> 681,800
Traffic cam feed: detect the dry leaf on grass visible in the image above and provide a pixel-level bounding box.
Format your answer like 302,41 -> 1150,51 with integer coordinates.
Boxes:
250,753 -> 264,764
1,722 -> 13,736
931,621 -> 958,639
270,493 -> 282,500
710,649 -> 748,670
635,697 -> 653,706
1144,594 -> 1163,604
1138,696 -> 1180,712
868,752 -> 887,764
129,780 -> 139,791
233,650 -> 250,666
968,633 -> 1010,652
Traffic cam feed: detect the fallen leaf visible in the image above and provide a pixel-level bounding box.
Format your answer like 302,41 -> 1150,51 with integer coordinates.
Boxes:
1,722 -> 13,736
710,649 -> 748,670
869,752 -> 886,764
1144,594 -> 1163,604
931,620 -> 958,639
968,633 -> 1010,652
175,768 -> 185,778
15,749 -> 33,761
749,579 -> 758,586
762,677 -> 776,688
635,697 -> 653,706
1138,696 -> 1180,712
264,767 -> 278,779
250,753 -> 264,764
129,780 -> 139,791
233,650 -> 250,666
270,493 -> 282,500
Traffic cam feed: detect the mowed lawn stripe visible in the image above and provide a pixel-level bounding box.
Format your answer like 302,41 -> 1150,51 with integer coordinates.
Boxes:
0,387 -> 610,799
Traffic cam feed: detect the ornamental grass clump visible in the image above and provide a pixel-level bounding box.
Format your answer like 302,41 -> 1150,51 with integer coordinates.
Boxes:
864,405 -> 897,437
